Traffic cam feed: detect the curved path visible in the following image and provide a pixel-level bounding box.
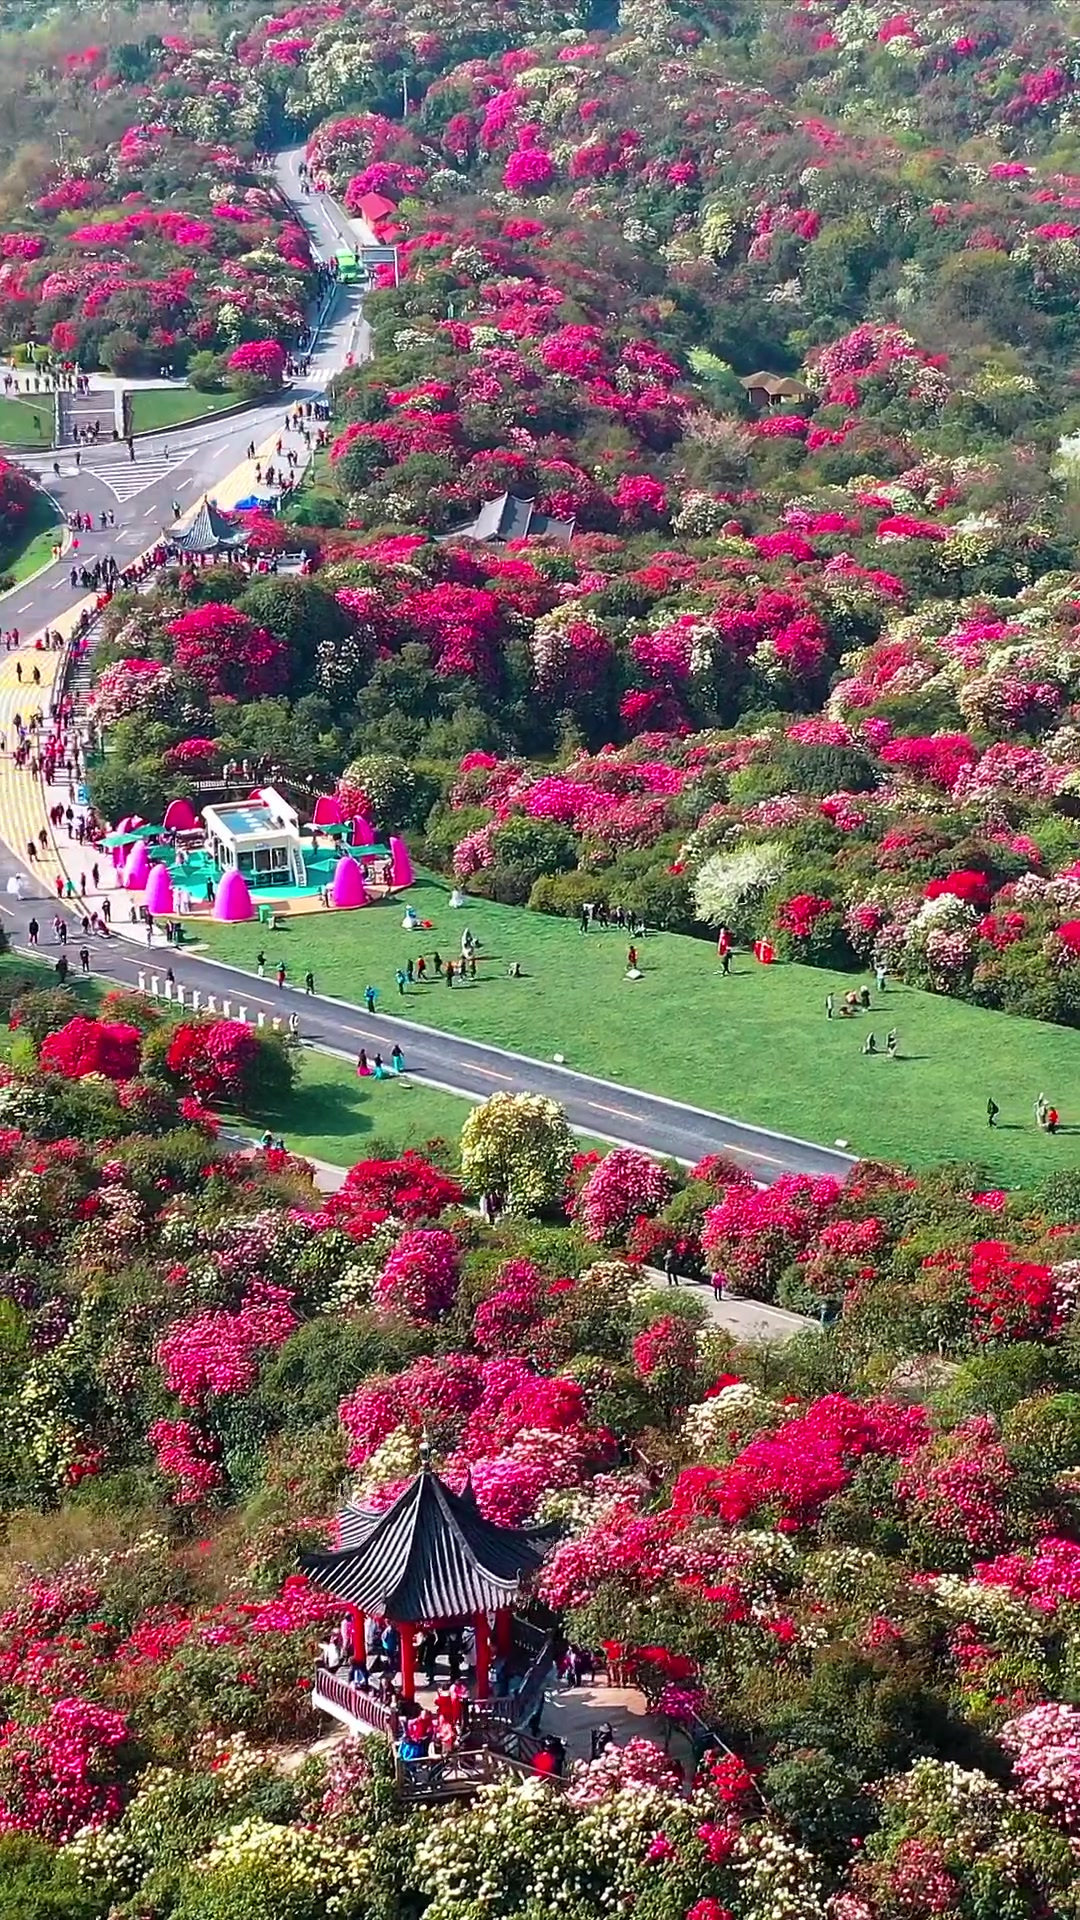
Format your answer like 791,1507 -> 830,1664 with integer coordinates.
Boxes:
0,157 -> 855,1189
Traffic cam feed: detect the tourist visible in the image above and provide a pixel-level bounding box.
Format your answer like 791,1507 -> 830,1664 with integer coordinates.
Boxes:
256,950 -> 266,977
1048,1106 -> 1060,1135
79,947 -> 90,974
26,917 -> 37,946
987,1096 -> 999,1128
432,951 -> 442,975
664,1246 -> 679,1287
1035,1093 -> 1049,1129
415,955 -> 426,980
875,964 -> 887,993
445,959 -> 454,987
304,970 -> 315,995
627,944 -> 638,971
276,962 -> 287,989
862,1032 -> 877,1055
825,993 -> 834,1019
405,959 -> 414,984
507,960 -> 522,978
364,985 -> 377,1013
859,985 -> 871,1010
886,1028 -> 898,1057
357,1050 -> 370,1077
395,968 -> 407,996
390,1043 -> 404,1074
288,1012 -> 300,1039
260,1130 -> 273,1150
712,1270 -> 724,1302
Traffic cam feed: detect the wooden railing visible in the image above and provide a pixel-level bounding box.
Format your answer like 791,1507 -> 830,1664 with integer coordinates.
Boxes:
312,1665 -> 397,1735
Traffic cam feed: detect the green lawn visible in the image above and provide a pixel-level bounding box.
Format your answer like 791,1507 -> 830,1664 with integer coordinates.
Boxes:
0,489 -> 61,587
192,873 -> 1080,1184
233,1045 -> 477,1167
127,388 -> 239,435
0,393 -> 53,448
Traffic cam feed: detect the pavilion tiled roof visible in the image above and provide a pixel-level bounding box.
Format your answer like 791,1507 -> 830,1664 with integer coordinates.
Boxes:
166,499 -> 248,554
300,1467 -> 551,1621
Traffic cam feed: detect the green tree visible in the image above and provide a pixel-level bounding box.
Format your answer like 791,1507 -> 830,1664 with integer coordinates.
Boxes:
460,1092 -> 574,1215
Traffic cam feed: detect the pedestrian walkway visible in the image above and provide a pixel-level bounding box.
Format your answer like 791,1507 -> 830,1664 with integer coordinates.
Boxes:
72,451 -> 193,502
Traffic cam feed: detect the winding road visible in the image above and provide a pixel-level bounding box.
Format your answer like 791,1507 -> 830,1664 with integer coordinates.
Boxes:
0,153 -> 856,1193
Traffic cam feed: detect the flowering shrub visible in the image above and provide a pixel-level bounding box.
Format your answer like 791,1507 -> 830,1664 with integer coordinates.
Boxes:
39,1017 -> 141,1082
373,1227 -> 459,1323
578,1149 -> 673,1246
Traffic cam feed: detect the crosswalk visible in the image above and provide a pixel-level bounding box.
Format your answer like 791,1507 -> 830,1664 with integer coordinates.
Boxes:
68,450 -> 193,501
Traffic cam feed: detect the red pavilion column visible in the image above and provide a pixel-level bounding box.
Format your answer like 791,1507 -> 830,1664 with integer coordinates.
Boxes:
398,1622 -> 416,1702
494,1606 -> 513,1661
351,1607 -> 366,1666
474,1611 -> 490,1700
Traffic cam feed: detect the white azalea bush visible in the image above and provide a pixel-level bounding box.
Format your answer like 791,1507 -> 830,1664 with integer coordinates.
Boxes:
460,1091 -> 575,1214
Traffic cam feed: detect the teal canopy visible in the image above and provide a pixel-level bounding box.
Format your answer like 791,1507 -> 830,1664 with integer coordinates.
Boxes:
101,824 -> 164,848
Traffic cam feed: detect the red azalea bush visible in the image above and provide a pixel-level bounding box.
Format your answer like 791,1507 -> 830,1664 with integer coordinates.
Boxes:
0,1697 -> 135,1841
373,1227 -> 460,1323
163,1019 -> 260,1107
166,605 -> 286,699
225,339 -> 286,390
329,1150 -> 462,1227
39,1017 -> 141,1082
578,1148 -> 674,1245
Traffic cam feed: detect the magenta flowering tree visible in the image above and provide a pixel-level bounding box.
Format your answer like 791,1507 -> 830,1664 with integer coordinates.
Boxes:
166,604 -> 286,699
374,1227 -> 460,1324
225,338 -> 286,395
0,1697 -> 135,1841
503,144 -> 555,193
578,1148 -> 674,1247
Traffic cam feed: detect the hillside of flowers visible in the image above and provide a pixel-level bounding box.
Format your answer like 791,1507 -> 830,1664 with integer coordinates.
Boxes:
59,0 -> 1080,1023
6,1039 -> 1080,1915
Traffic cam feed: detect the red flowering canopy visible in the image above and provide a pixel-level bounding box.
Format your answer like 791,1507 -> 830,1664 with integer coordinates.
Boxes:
165,1018 -> 259,1106
166,603 -> 286,699
39,1016 -> 142,1082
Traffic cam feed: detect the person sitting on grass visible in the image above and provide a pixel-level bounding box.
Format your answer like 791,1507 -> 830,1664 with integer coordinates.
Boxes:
862,1031 -> 877,1055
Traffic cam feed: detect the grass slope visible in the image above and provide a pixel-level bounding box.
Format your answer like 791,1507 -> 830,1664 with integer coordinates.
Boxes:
0,394 -> 53,447
1,489 -> 61,586
194,873 -> 1080,1184
127,388 -> 240,434
239,1045 -> 476,1165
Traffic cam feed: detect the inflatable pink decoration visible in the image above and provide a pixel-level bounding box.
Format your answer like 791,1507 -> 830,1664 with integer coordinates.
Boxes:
351,816 -> 376,846
163,797 -> 198,832
312,794 -> 345,826
331,855 -> 368,908
214,868 -> 255,922
388,835 -> 414,888
144,863 -> 174,915
122,841 -> 151,890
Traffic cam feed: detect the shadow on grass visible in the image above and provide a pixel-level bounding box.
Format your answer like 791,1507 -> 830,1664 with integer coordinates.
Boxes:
245,1063 -> 441,1150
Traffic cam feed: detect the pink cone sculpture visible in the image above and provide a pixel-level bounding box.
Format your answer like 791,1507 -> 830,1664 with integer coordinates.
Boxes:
351,817 -> 376,847
122,840 -> 151,890
388,835 -> 414,888
331,855 -> 367,908
214,868 -> 255,921
312,794 -> 344,826
163,797 -> 198,832
144,863 -> 174,916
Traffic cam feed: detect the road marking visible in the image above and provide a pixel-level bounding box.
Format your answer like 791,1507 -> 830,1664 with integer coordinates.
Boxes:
175,477 -> 192,490
584,1101 -> 642,1121
15,602 -> 31,612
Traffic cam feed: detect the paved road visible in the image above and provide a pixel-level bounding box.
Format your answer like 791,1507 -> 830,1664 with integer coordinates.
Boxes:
0,868 -> 853,1184
1,152 -> 367,640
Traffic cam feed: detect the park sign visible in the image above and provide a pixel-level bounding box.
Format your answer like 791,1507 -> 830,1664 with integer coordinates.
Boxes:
359,244 -> 399,286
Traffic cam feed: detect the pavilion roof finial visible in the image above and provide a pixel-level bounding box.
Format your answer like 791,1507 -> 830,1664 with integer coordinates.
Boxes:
418,1432 -> 432,1470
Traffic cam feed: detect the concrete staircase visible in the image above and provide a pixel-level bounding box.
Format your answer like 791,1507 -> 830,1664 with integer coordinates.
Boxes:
58,386 -> 120,447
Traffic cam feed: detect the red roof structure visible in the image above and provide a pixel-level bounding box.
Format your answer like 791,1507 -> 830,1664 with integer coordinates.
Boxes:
356,191 -> 397,225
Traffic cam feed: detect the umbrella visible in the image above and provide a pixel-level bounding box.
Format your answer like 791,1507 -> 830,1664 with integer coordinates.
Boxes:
234,493 -> 278,511
100,824 -> 164,849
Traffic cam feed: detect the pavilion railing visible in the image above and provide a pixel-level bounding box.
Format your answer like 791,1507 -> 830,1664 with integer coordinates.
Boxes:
312,1664 -> 397,1735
